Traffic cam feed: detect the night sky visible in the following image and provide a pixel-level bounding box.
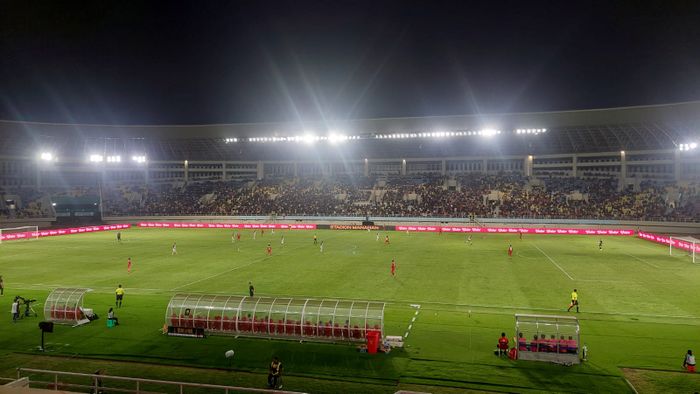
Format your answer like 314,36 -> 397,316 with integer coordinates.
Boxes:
1,1 -> 700,125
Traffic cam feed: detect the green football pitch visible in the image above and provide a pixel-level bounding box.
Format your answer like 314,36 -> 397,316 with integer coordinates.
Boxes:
0,227 -> 699,393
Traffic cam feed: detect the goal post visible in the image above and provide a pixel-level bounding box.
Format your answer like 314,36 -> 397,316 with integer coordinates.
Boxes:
669,236 -> 698,264
0,226 -> 39,244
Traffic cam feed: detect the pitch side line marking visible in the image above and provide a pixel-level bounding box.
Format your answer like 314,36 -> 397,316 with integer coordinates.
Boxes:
530,243 -> 575,280
624,253 -> 660,269
10,283 -> 699,320
404,304 -> 421,339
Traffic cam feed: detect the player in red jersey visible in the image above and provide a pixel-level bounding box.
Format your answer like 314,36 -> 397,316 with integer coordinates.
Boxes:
390,259 -> 396,277
127,257 -> 132,273
266,243 -> 272,256
237,232 -> 241,241
384,235 -> 390,245
508,244 -> 513,257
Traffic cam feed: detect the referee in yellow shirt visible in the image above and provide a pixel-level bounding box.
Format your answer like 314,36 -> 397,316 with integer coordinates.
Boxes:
115,284 -> 125,308
567,289 -> 579,313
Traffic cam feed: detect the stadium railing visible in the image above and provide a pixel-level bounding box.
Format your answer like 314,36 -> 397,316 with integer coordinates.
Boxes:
15,368 -> 307,394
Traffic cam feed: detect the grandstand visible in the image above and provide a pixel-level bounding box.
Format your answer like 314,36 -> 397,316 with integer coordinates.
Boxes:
1,102 -> 699,225
1,104 -> 700,393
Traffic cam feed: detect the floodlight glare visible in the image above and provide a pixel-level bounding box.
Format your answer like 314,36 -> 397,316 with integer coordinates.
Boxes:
680,142 -> 699,151
39,152 -> 53,161
89,154 -> 103,163
302,134 -> 317,144
328,133 -> 348,144
132,155 -> 147,163
480,129 -> 500,137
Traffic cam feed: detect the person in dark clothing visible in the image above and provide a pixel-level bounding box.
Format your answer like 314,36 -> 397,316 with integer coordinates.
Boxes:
268,357 -> 282,389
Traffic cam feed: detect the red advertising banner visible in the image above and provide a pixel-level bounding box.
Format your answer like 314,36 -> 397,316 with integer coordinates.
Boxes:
395,225 -> 635,236
0,224 -> 131,242
638,231 -> 700,252
138,222 -> 317,230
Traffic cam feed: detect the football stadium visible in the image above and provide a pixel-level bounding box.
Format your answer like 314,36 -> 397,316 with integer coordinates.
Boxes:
0,101 -> 699,393
3,3 -> 700,394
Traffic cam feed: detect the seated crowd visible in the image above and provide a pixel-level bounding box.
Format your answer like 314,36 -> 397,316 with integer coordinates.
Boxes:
497,332 -> 579,357
99,175 -> 700,221
3,175 -> 698,221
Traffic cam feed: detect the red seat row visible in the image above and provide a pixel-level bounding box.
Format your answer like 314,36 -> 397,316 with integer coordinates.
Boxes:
49,306 -> 83,320
169,314 -> 380,339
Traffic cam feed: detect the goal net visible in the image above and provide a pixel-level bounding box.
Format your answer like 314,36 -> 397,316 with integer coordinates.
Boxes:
0,226 -> 39,244
669,236 -> 699,263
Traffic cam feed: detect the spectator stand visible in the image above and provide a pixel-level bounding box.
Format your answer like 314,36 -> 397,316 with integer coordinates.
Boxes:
514,314 -> 580,365
44,288 -> 95,327
165,293 -> 384,343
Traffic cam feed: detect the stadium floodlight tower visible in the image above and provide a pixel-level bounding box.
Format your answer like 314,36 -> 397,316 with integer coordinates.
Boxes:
515,314 -> 580,365
669,236 -> 699,263
0,226 -> 39,244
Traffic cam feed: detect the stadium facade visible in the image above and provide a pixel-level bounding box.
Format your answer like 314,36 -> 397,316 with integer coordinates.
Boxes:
1,101 -> 699,189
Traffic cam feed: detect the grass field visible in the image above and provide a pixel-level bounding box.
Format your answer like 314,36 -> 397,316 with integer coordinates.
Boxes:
0,227 -> 699,393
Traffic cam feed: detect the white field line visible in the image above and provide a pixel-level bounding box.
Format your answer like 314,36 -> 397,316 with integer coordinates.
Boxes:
404,305 -> 421,339
171,237 -> 336,291
625,378 -> 640,394
10,282 -> 700,320
530,243 -> 575,280
624,253 -> 660,269
575,279 -> 635,283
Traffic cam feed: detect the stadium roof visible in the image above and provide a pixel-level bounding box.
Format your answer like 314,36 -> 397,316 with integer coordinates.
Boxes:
2,102 -> 699,160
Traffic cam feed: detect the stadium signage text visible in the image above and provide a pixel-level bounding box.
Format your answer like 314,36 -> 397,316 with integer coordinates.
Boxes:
0,224 -> 130,241
395,226 -> 634,236
138,222 -> 316,230
329,225 -> 382,231
638,231 -> 700,252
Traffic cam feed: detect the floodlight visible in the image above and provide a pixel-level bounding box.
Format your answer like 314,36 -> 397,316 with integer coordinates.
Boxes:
106,155 -> 121,163
132,155 -> 147,163
89,154 -> 103,163
328,133 -> 348,144
39,152 -> 53,161
680,142 -> 699,151
480,129 -> 499,137
302,134 -> 317,144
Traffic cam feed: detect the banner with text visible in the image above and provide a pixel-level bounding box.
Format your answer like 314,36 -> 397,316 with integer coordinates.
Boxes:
138,222 -> 317,230
395,225 -> 635,236
638,231 -> 700,252
0,224 -> 131,242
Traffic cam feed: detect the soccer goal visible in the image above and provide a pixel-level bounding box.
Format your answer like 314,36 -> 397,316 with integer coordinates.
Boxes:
0,226 -> 39,244
669,236 -> 699,263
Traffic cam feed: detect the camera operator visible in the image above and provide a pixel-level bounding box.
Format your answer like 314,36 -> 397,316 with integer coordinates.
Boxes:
11,297 -> 19,322
14,296 -> 37,318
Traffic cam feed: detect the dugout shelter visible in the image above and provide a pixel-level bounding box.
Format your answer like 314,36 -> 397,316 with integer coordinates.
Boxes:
44,288 -> 95,326
515,314 -> 580,365
165,293 -> 385,342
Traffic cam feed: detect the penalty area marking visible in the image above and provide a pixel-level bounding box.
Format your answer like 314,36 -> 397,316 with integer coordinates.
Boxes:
624,253 -> 660,269
530,243 -> 575,280
404,304 -> 421,339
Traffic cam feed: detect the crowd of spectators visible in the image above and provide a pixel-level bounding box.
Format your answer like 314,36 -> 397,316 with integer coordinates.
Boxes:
98,175 -> 700,221
3,175 -> 697,220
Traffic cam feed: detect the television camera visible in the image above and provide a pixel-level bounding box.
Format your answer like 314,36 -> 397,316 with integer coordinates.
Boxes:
15,296 -> 38,318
